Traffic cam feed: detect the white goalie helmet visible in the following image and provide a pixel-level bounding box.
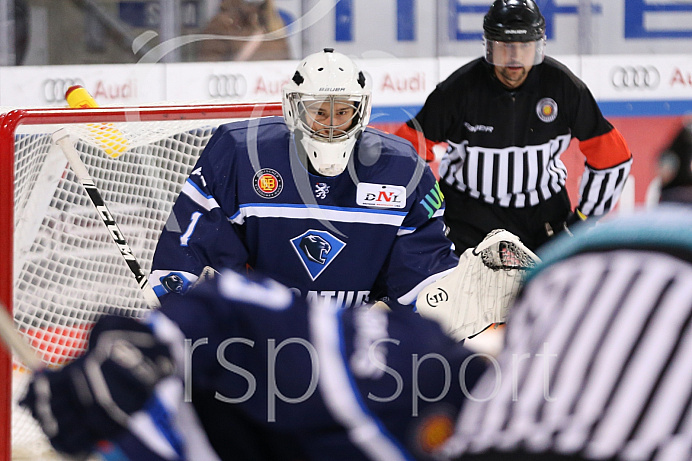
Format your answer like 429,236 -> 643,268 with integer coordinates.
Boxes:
282,48 -> 372,176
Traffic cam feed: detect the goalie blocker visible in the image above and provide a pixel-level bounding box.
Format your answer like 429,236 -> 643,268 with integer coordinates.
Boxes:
416,229 -> 540,341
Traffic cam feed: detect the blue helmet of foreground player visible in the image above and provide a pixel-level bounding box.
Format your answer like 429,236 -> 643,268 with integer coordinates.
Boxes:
483,0 -> 546,66
282,48 -> 372,176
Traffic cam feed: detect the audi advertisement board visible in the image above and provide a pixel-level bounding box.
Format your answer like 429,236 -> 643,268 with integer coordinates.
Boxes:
164,61 -> 295,104
1,55 -> 691,116
438,55 -> 582,83
40,77 -> 86,104
359,58 -> 438,123
0,55 -> 689,211
0,63 -> 165,108
1,55 -> 691,117
582,55 -> 692,114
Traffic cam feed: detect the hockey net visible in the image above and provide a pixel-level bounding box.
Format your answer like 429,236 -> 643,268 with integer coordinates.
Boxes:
0,103 -> 283,460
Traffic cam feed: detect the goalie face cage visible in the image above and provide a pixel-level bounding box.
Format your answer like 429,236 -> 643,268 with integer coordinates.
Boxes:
0,103 -> 283,461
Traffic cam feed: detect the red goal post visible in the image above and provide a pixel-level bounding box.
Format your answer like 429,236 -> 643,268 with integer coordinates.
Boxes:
0,102 -> 282,461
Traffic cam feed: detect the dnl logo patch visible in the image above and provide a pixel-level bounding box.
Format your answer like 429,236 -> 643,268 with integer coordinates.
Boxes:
291,230 -> 346,280
356,183 -> 406,209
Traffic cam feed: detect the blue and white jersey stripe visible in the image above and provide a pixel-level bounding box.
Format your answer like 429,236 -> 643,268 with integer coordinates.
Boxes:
230,203 -> 408,227
181,179 -> 220,211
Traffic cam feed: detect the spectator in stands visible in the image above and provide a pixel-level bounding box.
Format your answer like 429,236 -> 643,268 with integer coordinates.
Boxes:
657,121 -> 692,204
395,0 -> 633,254
199,0 -> 291,61
438,122 -> 692,461
15,0 -> 29,65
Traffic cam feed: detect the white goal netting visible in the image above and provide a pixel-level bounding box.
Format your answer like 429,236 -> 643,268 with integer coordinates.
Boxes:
3,103 -> 281,459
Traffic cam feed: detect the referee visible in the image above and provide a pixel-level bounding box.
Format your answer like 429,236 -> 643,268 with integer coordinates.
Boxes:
441,124 -> 692,461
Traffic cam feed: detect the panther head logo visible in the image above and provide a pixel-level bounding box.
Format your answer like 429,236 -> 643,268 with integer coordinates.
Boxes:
161,273 -> 185,293
299,235 -> 332,264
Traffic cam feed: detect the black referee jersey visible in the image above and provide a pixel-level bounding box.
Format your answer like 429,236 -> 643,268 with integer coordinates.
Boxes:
440,204 -> 692,461
399,57 -> 632,216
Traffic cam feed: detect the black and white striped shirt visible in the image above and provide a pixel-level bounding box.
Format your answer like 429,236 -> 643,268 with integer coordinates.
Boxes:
439,135 -> 573,209
442,206 -> 692,460
407,56 -> 632,216
439,135 -> 631,214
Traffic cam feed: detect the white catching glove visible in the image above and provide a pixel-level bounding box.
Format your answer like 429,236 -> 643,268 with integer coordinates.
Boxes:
416,229 -> 540,341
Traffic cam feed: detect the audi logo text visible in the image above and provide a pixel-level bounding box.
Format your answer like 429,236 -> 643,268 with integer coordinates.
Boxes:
610,66 -> 660,90
42,78 -> 85,103
208,74 -> 248,98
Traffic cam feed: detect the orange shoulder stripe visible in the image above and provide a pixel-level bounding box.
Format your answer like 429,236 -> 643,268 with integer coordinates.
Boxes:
393,123 -> 437,162
580,128 -> 632,170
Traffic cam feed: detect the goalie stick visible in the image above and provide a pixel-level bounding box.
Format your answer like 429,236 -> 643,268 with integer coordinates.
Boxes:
0,302 -> 42,373
53,128 -> 161,309
416,229 -> 541,341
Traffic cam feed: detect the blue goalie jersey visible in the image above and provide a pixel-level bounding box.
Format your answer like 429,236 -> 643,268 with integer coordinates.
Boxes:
149,117 -> 458,308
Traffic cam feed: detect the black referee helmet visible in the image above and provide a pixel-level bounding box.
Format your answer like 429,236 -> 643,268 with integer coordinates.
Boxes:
483,0 -> 546,42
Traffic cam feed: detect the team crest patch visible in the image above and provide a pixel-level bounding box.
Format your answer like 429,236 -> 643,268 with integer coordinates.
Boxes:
290,230 -> 346,280
536,97 -> 558,123
253,168 -> 283,199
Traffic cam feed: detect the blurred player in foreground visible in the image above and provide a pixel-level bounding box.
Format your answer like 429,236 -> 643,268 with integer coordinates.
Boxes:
438,123 -> 692,460
20,270 -> 487,460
